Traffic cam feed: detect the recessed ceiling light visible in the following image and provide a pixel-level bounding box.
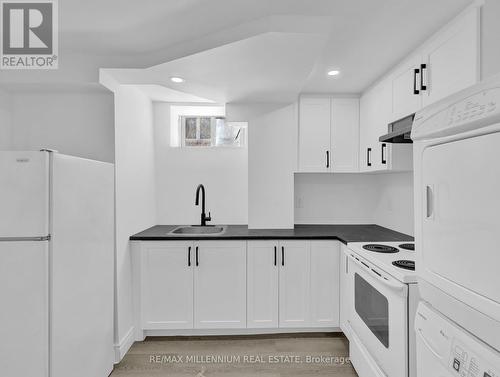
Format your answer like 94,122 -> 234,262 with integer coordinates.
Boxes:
170,76 -> 185,83
327,70 -> 340,76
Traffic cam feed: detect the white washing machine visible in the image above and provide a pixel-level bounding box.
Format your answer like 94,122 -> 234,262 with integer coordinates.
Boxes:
412,73 -> 500,352
415,302 -> 499,377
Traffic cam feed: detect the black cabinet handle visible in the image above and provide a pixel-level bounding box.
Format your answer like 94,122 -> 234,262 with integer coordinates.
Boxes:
195,246 -> 199,266
367,148 -> 372,167
274,246 -> 277,266
281,246 -> 285,266
188,246 -> 191,267
420,63 -> 427,91
413,68 -> 420,95
326,151 -> 330,168
381,143 -> 387,165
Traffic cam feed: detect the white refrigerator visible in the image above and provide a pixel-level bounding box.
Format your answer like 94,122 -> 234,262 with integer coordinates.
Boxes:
0,150 -> 114,377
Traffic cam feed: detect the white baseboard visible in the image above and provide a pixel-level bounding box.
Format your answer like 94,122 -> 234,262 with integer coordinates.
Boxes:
144,327 -> 342,337
114,326 -> 135,364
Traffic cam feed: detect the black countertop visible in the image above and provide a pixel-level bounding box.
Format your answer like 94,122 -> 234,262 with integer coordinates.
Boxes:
130,224 -> 413,244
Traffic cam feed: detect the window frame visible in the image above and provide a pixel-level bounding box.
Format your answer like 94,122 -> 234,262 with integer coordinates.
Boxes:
179,116 -> 247,149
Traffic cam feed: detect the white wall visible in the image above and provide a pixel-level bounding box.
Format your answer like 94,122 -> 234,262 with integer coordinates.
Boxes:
373,172 -> 414,235
294,173 -> 380,224
153,102 -> 248,225
114,86 -> 156,358
481,0 -> 500,79
8,90 -> 114,162
295,172 -> 414,236
227,103 -> 297,229
0,89 -> 12,150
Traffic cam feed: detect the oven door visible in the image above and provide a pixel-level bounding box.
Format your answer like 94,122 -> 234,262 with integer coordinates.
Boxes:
347,254 -> 409,377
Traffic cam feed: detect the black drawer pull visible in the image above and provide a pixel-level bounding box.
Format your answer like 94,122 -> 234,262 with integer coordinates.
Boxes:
413,68 -> 420,95
420,63 -> 427,91
195,246 -> 199,266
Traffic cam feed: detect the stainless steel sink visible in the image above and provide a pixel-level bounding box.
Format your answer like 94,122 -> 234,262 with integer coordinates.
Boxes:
169,225 -> 227,236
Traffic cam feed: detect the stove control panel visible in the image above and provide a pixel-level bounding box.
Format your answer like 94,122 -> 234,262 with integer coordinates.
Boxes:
446,87 -> 500,128
412,84 -> 500,140
449,339 -> 498,377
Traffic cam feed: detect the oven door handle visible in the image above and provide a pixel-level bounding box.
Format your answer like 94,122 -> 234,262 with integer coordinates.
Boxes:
349,254 -> 407,294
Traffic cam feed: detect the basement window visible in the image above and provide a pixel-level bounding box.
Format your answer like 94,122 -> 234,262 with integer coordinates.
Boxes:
180,116 -> 246,148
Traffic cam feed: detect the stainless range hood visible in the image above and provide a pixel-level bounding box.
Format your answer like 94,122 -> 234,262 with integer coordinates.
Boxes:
379,113 -> 415,143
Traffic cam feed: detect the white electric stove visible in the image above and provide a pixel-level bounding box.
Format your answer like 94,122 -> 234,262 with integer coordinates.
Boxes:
347,241 -> 417,283
344,241 -> 419,377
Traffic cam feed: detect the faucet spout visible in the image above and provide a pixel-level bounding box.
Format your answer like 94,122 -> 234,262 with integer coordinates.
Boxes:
195,184 -> 211,226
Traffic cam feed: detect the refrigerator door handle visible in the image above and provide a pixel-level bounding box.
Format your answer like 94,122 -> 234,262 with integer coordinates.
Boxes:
0,235 -> 51,242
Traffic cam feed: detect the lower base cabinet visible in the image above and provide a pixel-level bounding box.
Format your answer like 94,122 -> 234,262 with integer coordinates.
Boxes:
135,241 -> 246,331
134,239 -> 340,333
279,241 -> 311,327
194,241 -> 246,329
310,241 -> 340,327
140,241 -> 194,329
247,241 -> 279,328
247,240 -> 340,329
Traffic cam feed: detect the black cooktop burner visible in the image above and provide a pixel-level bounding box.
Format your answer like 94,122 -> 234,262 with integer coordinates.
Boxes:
362,244 -> 399,253
392,260 -> 415,271
399,243 -> 415,251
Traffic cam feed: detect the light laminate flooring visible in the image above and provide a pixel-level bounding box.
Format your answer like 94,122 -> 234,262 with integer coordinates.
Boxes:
110,333 -> 358,377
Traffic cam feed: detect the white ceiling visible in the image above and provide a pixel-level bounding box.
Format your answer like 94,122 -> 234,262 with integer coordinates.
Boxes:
7,0 -> 476,99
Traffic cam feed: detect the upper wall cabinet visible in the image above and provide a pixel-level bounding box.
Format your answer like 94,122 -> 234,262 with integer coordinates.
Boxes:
298,97 -> 331,172
391,53 -> 424,121
389,5 -> 480,122
298,96 -> 359,173
359,4 -> 480,173
420,7 -> 480,107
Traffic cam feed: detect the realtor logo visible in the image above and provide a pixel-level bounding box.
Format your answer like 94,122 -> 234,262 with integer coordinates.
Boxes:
1,0 -> 58,69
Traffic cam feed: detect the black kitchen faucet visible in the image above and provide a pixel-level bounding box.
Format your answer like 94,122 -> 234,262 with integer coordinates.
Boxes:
195,184 -> 212,226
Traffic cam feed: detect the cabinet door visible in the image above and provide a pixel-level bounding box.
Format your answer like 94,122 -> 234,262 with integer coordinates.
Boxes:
371,79 -> 393,171
194,241 -> 246,329
390,54 -> 422,121
331,98 -> 359,172
359,89 -> 375,172
141,242 -> 194,329
298,96 -> 331,172
360,80 -> 391,172
421,7 -> 479,107
310,241 -> 340,327
279,241 -> 310,328
247,241 -> 279,328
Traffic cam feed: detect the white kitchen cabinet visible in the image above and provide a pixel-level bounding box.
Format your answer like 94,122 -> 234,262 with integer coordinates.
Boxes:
359,79 -> 411,172
421,6 -> 480,107
298,96 -> 359,173
388,5 -> 479,121
140,242 -> 194,329
298,97 -> 331,172
339,244 -> 351,337
194,241 -> 247,329
279,241 -> 310,327
310,241 -> 340,327
247,241 -> 279,328
358,4 -> 480,173
331,98 -> 360,172
134,239 -> 341,334
390,53 -> 423,121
